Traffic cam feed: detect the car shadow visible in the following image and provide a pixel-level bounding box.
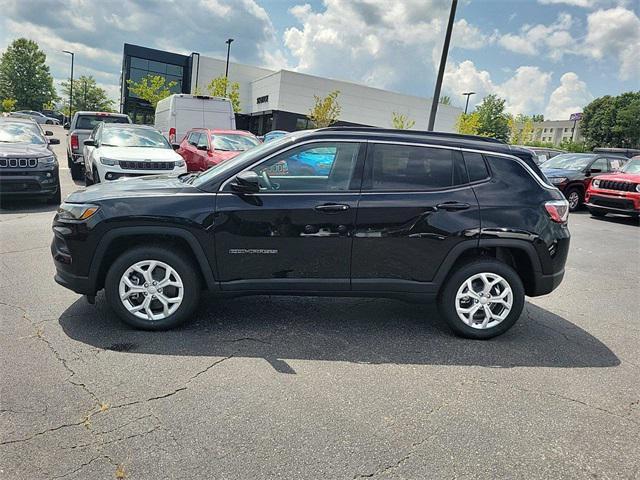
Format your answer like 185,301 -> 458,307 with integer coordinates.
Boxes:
59,295 -> 619,373
0,197 -> 58,214
573,209 -> 639,226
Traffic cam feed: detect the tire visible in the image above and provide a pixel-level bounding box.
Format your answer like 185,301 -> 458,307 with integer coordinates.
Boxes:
588,208 -> 607,218
46,120 -> 53,125
85,168 -> 93,186
565,187 -> 582,212
70,161 -> 84,181
105,246 -> 201,330
46,186 -> 62,205
438,258 -> 525,340
93,168 -> 100,184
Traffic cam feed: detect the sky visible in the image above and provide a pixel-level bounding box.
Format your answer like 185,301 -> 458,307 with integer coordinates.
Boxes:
0,0 -> 638,120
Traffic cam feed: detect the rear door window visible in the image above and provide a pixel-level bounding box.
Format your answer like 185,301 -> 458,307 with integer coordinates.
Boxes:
76,115 -> 129,130
368,144 -> 462,191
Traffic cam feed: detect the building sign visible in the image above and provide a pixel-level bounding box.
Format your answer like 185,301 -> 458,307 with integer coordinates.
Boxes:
257,95 -> 269,104
569,112 -> 582,121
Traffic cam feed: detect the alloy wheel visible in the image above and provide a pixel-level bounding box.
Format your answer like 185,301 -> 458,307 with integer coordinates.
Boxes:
455,272 -> 513,329
568,191 -> 580,210
118,260 -> 184,321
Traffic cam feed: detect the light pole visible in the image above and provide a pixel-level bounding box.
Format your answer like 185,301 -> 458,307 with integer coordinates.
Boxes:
462,91 -> 475,115
428,0 -> 457,131
224,38 -> 234,95
63,51 -> 74,120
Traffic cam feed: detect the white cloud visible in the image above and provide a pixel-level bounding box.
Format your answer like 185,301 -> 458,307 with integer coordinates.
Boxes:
544,72 -> 593,120
443,60 -> 551,115
584,7 -> 640,80
498,13 -> 575,59
283,0 -> 492,93
537,0 -> 629,7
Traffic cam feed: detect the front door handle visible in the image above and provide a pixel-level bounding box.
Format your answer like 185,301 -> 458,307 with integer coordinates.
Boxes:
315,204 -> 350,213
436,202 -> 471,211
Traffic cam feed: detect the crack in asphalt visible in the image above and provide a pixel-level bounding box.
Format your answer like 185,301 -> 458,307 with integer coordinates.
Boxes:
0,419 -> 87,446
0,245 -> 48,255
111,354 -> 234,410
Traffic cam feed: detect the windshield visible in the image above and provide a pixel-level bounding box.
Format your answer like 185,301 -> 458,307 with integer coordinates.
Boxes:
621,159 -> 640,174
192,134 -> 295,188
543,154 -> 596,170
101,127 -> 170,149
0,122 -> 46,144
213,134 -> 260,152
76,115 -> 129,130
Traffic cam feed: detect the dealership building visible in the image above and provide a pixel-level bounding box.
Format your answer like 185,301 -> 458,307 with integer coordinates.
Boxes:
120,43 -> 462,135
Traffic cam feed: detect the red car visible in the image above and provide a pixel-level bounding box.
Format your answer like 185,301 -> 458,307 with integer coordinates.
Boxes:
177,129 -> 260,171
585,157 -> 640,218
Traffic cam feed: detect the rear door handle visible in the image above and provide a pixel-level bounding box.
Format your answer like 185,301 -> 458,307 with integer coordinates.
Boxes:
315,204 -> 350,213
436,202 -> 471,211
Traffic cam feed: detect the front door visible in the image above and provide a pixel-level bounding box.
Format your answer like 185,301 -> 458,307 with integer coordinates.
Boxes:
215,141 -> 365,291
351,143 -> 480,293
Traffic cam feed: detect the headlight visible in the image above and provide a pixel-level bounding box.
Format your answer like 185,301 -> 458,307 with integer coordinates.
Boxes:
100,157 -> 118,166
592,179 -> 600,188
39,155 -> 57,166
550,177 -> 568,185
636,184 -> 640,193
57,203 -> 100,221
174,159 -> 185,167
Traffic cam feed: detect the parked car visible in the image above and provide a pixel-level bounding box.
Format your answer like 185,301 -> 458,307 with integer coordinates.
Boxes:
262,130 -> 290,143
541,153 -> 628,211
41,109 -> 66,125
593,147 -> 640,159
177,129 -> 260,171
82,123 -> 186,184
515,146 -> 564,164
65,111 -> 132,181
52,127 -> 570,339
10,110 -> 60,125
585,157 -> 640,218
0,117 -> 61,204
155,94 -> 235,145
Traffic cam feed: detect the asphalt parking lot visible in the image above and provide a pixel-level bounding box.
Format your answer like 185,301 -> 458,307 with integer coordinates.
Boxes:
1,126 -> 639,479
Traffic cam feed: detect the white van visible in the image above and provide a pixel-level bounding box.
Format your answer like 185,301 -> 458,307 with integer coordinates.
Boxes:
155,94 -> 236,144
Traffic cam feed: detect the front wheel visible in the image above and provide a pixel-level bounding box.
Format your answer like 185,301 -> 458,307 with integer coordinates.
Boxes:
438,259 -> 525,339
105,246 -> 201,330
565,187 -> 582,212
70,161 -> 84,180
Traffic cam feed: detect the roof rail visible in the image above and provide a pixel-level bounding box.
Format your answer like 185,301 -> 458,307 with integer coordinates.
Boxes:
317,126 -> 506,144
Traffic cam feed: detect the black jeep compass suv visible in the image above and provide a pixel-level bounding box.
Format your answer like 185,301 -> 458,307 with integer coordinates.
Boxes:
52,128 -> 570,339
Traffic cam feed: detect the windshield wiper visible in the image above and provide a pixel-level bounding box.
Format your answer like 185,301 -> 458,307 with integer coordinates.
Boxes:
178,172 -> 202,184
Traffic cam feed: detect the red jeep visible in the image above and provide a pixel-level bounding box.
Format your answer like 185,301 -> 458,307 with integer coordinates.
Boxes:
585,157 -> 640,218
177,129 -> 260,172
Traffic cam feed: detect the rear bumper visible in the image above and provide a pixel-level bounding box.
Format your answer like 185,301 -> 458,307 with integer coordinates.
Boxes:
530,268 -> 565,296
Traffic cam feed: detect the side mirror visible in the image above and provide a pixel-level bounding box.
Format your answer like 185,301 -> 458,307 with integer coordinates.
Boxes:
230,171 -> 261,194
197,144 -> 208,151
83,139 -> 95,147
172,143 -> 180,150
48,138 -> 60,145
45,130 -> 53,136
63,123 -> 70,130
589,168 -> 602,174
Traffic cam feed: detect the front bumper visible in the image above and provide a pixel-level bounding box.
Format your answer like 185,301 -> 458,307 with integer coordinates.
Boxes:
0,168 -> 59,197
585,193 -> 640,216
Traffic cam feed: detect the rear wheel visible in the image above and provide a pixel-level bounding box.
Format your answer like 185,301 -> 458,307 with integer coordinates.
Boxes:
105,246 -> 201,330
438,259 -> 525,339
70,161 -> 83,180
566,187 -> 582,212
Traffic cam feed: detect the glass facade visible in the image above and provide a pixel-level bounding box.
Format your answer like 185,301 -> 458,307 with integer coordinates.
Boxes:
128,56 -> 184,99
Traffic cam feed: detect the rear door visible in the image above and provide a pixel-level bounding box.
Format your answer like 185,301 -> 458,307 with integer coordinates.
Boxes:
351,142 -> 480,293
215,140 -> 365,291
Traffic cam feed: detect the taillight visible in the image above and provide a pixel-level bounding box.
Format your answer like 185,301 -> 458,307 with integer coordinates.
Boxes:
70,134 -> 79,150
169,128 -> 176,144
544,200 -> 569,224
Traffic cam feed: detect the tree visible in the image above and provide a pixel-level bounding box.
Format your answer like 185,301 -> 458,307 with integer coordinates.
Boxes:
60,76 -> 114,113
531,114 -> 544,122
391,112 -> 415,129
127,74 -> 176,109
475,94 -> 510,141
308,90 -> 341,128
456,112 -> 480,135
1,98 -> 17,112
206,76 -> 241,113
581,92 -> 640,149
0,38 -> 57,110
439,95 -> 452,105
508,114 -> 534,144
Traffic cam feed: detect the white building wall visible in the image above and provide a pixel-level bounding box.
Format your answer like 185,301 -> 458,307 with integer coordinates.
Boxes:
190,56 -> 274,113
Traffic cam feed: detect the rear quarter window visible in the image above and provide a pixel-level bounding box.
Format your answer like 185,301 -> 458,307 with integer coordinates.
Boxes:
463,152 -> 490,182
